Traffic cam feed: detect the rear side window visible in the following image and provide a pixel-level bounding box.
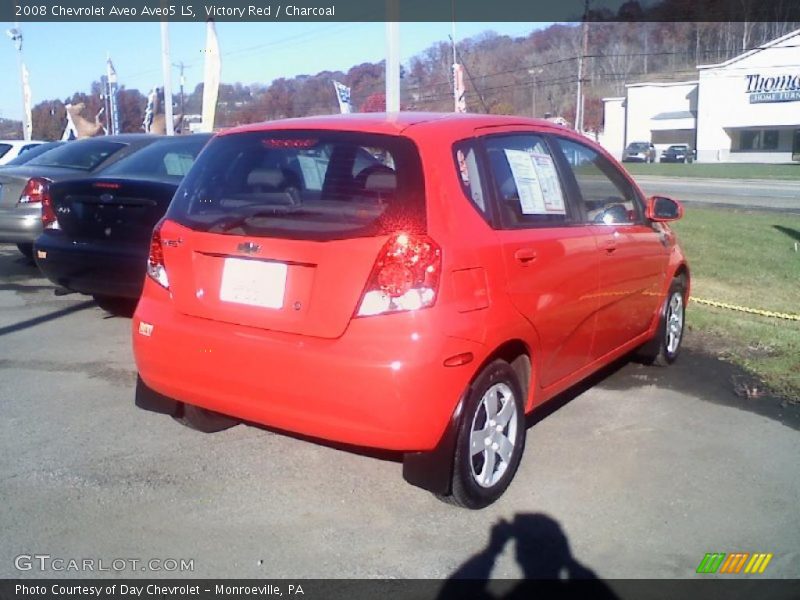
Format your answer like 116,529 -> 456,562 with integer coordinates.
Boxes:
0,144 -> 11,159
483,134 -> 570,227
167,130 -> 425,241
554,137 -> 642,225
102,136 -> 210,179
27,139 -> 125,171
453,141 -> 487,214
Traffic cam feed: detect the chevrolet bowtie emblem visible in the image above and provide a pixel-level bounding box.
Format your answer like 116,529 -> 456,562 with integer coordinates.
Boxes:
237,241 -> 261,255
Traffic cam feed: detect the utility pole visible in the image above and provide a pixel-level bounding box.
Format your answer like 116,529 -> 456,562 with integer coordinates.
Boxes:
173,61 -> 189,116
528,68 -> 542,118
575,0 -> 589,133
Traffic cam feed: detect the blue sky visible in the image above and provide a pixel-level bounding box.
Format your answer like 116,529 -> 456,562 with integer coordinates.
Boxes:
0,21 -> 547,121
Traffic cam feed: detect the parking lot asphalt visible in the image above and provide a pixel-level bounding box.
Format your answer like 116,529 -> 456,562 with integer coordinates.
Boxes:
1,242 -> 798,582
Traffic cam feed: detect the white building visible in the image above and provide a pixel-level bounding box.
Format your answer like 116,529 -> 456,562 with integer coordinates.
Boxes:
600,28 -> 800,163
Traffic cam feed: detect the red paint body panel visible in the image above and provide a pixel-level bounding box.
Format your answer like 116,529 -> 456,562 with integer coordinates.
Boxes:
133,113 -> 688,451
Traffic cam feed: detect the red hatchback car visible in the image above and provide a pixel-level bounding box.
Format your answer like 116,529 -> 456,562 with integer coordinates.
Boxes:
133,113 -> 689,508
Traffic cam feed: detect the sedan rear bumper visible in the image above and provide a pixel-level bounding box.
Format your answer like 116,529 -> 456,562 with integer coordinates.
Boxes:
34,233 -> 147,299
0,206 -> 41,243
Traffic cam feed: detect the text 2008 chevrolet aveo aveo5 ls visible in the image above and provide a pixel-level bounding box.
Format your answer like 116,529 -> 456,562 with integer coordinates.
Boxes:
133,113 -> 689,509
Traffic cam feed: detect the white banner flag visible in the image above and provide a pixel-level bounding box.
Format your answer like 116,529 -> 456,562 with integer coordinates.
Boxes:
143,88 -> 157,133
21,62 -> 32,141
332,80 -> 352,114
106,58 -> 120,135
201,20 -> 221,132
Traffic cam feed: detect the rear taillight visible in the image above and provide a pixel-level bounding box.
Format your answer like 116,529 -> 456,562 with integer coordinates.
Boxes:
356,233 -> 441,317
147,222 -> 169,289
18,177 -> 48,205
41,187 -> 59,230
19,177 -> 59,230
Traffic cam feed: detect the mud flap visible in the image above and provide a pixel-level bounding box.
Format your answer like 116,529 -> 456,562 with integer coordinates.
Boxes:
402,390 -> 467,495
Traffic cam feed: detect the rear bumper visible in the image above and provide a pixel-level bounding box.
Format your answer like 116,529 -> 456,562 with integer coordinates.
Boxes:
34,233 -> 147,299
133,281 -> 483,451
0,206 -> 41,243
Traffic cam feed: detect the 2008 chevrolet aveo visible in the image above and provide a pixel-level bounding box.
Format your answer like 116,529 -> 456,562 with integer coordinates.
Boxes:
133,113 -> 689,509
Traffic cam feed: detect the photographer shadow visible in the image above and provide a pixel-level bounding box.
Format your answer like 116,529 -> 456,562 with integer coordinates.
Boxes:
438,513 -> 618,600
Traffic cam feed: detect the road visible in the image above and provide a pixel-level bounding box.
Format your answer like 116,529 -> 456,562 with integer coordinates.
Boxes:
0,243 -> 799,587
633,176 -> 800,212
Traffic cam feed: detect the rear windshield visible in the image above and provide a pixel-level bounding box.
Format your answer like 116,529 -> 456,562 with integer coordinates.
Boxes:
627,143 -> 649,151
667,145 -> 687,151
167,130 -> 425,241
102,135 -> 210,179
27,139 -> 125,171
5,142 -> 64,166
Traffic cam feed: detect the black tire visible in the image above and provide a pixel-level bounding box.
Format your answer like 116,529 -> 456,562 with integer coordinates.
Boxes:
444,359 -> 526,509
16,243 -> 34,260
638,276 -> 687,366
93,294 -> 137,317
172,404 -> 239,433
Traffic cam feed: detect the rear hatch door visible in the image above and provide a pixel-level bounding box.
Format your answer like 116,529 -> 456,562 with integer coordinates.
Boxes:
161,221 -> 387,339
159,128 -> 425,340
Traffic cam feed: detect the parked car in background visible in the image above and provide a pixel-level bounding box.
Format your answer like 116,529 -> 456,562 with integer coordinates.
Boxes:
35,134 -> 212,313
660,144 -> 694,163
0,135 -> 158,258
0,140 -> 46,166
1,141 -> 65,167
133,113 -> 689,509
622,141 -> 656,163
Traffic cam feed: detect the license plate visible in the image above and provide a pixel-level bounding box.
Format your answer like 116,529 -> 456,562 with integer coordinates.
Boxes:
220,258 -> 287,309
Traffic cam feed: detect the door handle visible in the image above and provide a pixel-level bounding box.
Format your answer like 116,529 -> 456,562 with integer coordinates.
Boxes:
600,239 -> 617,253
514,248 -> 537,264
600,231 -> 620,253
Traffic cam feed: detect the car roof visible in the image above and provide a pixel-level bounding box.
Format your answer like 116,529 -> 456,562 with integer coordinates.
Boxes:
73,134 -> 158,143
221,112 -> 573,137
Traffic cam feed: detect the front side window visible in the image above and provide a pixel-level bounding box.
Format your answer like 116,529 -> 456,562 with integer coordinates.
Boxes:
554,137 -> 641,226
483,134 -> 570,228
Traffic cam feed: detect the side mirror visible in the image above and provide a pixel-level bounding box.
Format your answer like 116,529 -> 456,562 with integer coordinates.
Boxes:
646,196 -> 683,222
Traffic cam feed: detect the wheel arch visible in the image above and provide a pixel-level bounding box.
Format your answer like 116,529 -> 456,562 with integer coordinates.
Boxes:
672,262 -> 691,299
473,339 -> 534,413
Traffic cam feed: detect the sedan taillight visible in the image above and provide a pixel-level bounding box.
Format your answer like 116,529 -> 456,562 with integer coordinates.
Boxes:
18,177 -> 48,205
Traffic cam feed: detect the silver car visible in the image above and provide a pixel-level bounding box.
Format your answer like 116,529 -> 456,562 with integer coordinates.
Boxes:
0,135 -> 159,258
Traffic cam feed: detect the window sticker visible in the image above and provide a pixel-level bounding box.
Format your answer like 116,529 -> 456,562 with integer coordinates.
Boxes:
530,153 -> 566,214
503,149 -> 566,215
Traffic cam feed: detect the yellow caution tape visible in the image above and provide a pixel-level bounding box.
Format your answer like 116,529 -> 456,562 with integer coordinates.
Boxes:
692,297 -> 800,322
